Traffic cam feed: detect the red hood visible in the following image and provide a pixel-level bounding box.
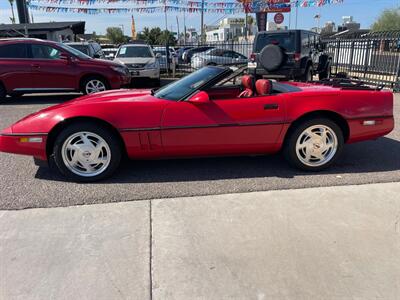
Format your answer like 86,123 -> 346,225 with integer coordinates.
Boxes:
69,89 -> 153,104
80,57 -> 124,68
36,89 -> 155,113
8,89 -> 165,134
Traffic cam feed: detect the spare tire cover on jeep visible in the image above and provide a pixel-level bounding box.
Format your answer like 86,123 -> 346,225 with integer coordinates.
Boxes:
259,44 -> 285,72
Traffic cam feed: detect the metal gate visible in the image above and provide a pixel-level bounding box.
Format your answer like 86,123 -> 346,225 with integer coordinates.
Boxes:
324,31 -> 400,90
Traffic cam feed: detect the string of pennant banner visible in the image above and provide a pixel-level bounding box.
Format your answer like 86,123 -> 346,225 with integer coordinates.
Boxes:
27,0 -> 344,15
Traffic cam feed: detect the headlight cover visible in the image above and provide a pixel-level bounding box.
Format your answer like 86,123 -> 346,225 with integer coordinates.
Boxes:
145,61 -> 159,69
111,66 -> 129,75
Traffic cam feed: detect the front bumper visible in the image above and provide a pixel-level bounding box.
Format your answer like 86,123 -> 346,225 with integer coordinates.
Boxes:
0,129 -> 48,161
129,68 -> 160,79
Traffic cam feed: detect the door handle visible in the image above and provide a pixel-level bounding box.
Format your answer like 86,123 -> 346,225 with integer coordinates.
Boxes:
31,64 -> 40,69
264,103 -> 279,110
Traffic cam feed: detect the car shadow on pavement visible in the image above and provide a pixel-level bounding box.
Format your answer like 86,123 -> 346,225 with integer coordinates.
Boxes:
35,137 -> 400,183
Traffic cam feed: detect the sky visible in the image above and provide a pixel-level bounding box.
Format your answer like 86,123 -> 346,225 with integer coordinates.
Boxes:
0,0 -> 399,35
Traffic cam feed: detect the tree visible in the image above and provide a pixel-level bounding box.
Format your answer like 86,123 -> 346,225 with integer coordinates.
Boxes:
8,0 -> 16,24
372,7 -> 400,32
137,27 -> 177,45
105,27 -> 126,44
246,15 -> 255,36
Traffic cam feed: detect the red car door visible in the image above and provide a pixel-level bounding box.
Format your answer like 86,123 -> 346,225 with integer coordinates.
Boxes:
161,93 -> 287,157
30,43 -> 76,90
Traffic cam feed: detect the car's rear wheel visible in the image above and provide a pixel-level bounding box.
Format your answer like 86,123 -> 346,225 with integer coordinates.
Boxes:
81,76 -> 108,95
52,122 -> 121,182
284,118 -> 344,171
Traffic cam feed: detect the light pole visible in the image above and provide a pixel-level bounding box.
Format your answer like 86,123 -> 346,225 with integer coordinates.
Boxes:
200,0 -> 205,44
164,0 -> 168,32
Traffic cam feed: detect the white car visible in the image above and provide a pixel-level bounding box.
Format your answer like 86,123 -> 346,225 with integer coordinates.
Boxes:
114,44 -> 161,84
153,46 -> 177,72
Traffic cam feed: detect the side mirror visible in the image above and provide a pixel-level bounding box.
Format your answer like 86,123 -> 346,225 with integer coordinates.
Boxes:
93,53 -> 101,59
59,52 -> 70,61
155,53 -> 162,58
187,91 -> 210,104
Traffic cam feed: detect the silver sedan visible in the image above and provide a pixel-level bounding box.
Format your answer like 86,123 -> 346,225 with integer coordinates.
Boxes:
191,49 -> 248,69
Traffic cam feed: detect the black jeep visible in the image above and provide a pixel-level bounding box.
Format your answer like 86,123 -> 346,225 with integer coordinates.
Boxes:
249,30 -> 332,81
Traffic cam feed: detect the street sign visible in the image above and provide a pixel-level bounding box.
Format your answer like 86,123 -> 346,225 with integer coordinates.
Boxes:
274,13 -> 284,24
240,0 -> 291,13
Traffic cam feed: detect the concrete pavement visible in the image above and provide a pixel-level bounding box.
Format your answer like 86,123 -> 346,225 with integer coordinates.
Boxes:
1,182 -> 400,299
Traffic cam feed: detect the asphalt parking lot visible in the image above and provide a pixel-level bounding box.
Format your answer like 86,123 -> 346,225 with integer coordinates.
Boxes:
0,92 -> 399,210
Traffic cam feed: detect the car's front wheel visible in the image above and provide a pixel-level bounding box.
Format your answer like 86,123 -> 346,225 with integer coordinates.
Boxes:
303,65 -> 313,82
52,122 -> 122,182
319,61 -> 332,80
0,84 -> 6,103
81,76 -> 108,95
284,118 -> 344,171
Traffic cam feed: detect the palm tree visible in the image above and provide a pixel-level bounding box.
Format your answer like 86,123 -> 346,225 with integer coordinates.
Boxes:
9,0 -> 16,24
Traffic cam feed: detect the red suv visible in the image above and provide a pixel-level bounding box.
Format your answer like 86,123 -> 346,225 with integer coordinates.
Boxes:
0,38 -> 131,100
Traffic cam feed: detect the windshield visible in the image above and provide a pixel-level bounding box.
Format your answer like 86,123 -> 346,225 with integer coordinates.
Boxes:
58,43 -> 91,59
255,32 -> 296,52
116,46 -> 153,58
155,67 -> 228,101
68,44 -> 90,56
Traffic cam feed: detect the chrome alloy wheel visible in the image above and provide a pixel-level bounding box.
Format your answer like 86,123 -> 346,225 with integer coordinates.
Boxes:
61,132 -> 111,177
295,125 -> 338,167
85,79 -> 106,94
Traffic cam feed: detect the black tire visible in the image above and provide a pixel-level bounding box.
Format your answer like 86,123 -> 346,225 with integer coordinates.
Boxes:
52,122 -> 122,182
302,65 -> 313,82
283,118 -> 344,171
319,61 -> 331,80
80,76 -> 109,95
0,83 -> 6,103
9,92 -> 24,98
259,44 -> 284,71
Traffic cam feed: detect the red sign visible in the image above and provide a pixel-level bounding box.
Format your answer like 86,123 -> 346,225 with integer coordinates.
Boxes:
274,13 -> 284,24
239,0 -> 291,13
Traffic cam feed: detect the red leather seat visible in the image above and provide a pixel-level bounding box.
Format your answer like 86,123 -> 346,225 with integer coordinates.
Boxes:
238,75 -> 255,98
255,79 -> 273,96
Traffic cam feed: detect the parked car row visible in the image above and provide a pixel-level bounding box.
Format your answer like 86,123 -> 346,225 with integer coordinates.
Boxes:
0,30 -> 333,100
0,38 -> 130,100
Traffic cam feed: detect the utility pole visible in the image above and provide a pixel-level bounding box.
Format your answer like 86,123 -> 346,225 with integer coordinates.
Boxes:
176,16 -> 180,44
16,0 -> 30,24
164,0 -> 168,32
9,0 -> 16,24
200,0 -> 205,44
295,0 -> 298,29
183,9 -> 187,44
245,11 -> 248,41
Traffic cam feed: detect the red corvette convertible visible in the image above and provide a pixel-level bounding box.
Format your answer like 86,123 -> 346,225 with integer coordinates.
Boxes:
0,66 -> 394,182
